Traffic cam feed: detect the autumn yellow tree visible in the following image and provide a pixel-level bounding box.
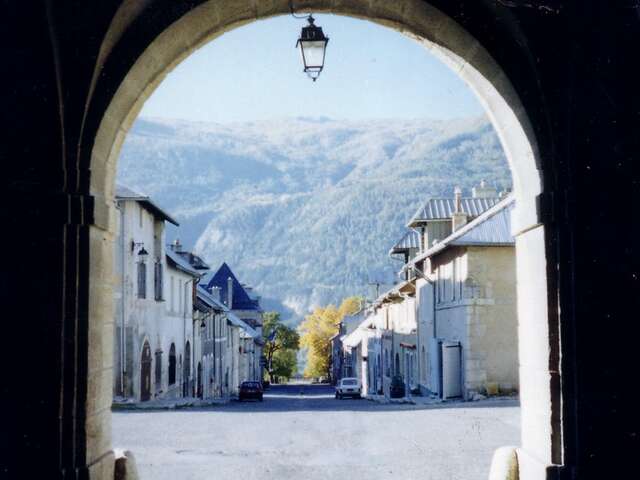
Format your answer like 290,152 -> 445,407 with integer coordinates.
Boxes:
298,296 -> 363,379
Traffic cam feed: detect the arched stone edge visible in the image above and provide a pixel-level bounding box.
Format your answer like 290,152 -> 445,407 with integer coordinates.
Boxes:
90,0 -> 543,237
86,0 -> 552,477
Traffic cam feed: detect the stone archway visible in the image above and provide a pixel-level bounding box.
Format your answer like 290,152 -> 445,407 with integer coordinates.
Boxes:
84,1 -> 561,479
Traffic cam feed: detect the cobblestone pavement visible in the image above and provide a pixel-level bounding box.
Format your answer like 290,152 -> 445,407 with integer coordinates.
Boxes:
112,384 -> 520,480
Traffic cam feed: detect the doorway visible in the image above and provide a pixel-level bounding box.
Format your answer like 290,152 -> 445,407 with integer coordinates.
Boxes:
140,341 -> 152,402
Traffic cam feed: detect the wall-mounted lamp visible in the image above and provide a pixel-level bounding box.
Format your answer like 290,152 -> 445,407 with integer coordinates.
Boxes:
137,246 -> 149,262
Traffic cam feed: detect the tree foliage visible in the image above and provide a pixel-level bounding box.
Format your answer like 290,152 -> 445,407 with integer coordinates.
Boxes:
262,311 -> 299,382
271,349 -> 298,382
298,296 -> 364,379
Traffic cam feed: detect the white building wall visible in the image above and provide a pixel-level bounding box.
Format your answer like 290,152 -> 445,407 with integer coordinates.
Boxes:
113,199 -> 195,402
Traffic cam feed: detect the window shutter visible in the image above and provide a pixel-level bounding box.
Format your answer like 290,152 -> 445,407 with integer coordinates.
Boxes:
137,262 -> 147,299
154,262 -> 163,301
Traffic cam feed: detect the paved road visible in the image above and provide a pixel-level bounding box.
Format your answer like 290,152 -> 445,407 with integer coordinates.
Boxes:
112,384 -> 520,480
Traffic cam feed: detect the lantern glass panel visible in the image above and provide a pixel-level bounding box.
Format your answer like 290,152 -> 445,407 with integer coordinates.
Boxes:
299,40 -> 326,70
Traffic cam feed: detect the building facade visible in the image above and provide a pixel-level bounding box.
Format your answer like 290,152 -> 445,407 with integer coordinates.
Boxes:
411,195 -> 518,399
203,263 -> 264,384
113,186 -> 199,402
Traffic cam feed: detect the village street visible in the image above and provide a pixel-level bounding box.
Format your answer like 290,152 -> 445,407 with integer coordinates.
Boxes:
112,384 -> 520,480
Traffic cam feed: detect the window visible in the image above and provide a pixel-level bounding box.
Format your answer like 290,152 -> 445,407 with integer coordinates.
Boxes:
457,257 -> 463,299
170,276 -> 175,311
154,349 -> 162,393
452,259 -> 457,300
137,262 -> 146,299
154,261 -> 163,301
385,349 -> 390,377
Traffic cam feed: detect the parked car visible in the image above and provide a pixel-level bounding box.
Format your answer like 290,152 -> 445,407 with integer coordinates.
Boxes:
389,375 -> 405,399
335,377 -> 362,399
239,381 -> 263,401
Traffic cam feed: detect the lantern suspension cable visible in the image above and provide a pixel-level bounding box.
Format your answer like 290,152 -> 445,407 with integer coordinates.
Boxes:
290,1 -> 329,82
289,1 -> 311,19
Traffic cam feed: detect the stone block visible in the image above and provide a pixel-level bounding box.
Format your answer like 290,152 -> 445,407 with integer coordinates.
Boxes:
489,446 -> 519,480
114,450 -> 140,480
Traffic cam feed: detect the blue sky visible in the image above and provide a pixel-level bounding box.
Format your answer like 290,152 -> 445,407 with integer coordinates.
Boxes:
140,14 -> 484,123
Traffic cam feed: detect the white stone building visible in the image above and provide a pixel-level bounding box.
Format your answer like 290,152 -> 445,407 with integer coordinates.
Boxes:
202,263 -> 264,384
343,182 -> 516,401
344,281 -> 418,399
409,194 -> 518,399
113,185 -> 199,402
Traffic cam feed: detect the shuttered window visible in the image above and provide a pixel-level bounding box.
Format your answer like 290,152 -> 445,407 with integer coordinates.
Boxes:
137,262 -> 146,299
154,262 -> 163,301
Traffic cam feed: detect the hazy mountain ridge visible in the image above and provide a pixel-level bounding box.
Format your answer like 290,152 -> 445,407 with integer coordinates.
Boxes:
118,116 -> 510,324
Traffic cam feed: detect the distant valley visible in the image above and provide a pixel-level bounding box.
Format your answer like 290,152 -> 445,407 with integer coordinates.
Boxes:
117,116 -> 511,324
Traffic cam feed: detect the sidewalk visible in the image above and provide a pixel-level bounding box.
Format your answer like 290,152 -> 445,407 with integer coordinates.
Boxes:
112,395 -> 231,411
366,392 -> 518,406
366,393 -> 443,406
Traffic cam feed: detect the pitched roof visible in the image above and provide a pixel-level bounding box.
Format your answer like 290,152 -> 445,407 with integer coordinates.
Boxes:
449,200 -> 514,246
408,195 -> 515,267
389,229 -> 421,255
196,284 -> 261,341
196,284 -> 227,311
165,248 -> 201,277
115,184 -> 179,226
176,250 -> 210,270
203,262 -> 260,311
407,197 -> 500,227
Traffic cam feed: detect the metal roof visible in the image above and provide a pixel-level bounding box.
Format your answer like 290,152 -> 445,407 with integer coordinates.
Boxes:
408,195 -> 515,266
165,248 -> 201,277
407,197 -> 500,227
176,251 -> 210,270
450,200 -> 515,246
196,284 -> 227,311
389,229 -> 421,254
115,184 -> 179,226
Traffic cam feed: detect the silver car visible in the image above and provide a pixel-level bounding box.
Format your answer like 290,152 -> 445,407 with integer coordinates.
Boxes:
335,377 -> 362,399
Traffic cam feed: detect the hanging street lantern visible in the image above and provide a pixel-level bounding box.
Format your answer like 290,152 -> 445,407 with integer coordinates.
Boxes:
295,15 -> 329,82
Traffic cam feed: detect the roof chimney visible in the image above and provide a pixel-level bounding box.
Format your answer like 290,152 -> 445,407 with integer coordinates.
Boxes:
227,276 -> 233,309
471,180 -> 498,198
451,186 -> 468,231
210,286 -> 221,302
454,186 -> 462,213
171,238 -> 183,252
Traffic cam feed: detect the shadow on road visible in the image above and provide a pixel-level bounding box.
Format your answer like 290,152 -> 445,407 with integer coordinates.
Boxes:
115,384 -> 519,414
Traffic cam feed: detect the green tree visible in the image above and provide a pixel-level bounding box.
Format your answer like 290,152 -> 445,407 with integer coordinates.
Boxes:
298,296 -> 364,380
271,349 -> 298,382
262,312 -> 300,383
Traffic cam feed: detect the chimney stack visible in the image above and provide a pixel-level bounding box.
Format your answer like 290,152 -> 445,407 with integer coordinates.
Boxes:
171,238 -> 183,252
451,186 -> 468,231
471,179 -> 498,198
454,186 -> 462,213
227,277 -> 233,309
210,286 -> 221,302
